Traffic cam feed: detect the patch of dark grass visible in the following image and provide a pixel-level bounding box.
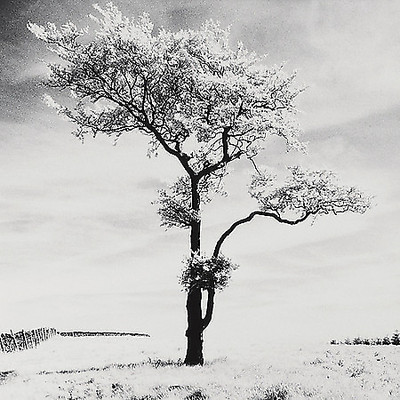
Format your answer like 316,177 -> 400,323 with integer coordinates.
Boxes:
184,389 -> 208,399
107,383 -> 208,400
0,370 -> 17,385
145,357 -> 184,368
252,383 -> 290,400
38,357 -> 184,376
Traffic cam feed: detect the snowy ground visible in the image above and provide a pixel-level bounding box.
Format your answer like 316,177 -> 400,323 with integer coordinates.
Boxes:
0,335 -> 399,399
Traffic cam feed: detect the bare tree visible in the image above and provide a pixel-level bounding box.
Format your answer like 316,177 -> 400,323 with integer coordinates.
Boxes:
29,3 -> 370,366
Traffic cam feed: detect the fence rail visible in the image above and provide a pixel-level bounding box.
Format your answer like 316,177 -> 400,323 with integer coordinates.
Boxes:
59,331 -> 150,338
0,327 -> 57,353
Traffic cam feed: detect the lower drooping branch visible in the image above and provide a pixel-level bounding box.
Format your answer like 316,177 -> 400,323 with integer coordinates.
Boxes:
213,210 -> 311,258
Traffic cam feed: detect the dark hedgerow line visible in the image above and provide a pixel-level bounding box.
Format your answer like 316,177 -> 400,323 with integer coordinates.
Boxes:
331,330 -> 400,346
59,331 -> 150,338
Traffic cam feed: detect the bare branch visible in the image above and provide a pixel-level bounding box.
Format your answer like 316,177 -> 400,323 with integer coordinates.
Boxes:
213,210 -> 310,258
202,288 -> 215,330
249,157 -> 262,175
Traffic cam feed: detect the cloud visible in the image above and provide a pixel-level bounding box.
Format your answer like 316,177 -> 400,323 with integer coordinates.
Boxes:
301,105 -> 400,207
295,1 -> 400,128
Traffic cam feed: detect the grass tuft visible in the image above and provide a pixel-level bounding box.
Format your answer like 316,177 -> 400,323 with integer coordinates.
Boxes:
251,383 -> 290,400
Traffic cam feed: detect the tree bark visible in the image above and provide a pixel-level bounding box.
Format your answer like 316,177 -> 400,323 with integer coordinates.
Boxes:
184,178 -> 206,366
184,286 -> 204,365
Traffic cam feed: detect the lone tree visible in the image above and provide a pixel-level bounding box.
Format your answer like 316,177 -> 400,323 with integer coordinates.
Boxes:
29,3 -> 370,366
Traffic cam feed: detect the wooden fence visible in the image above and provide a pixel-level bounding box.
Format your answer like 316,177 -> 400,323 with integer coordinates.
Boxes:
0,327 -> 57,353
0,328 -> 150,354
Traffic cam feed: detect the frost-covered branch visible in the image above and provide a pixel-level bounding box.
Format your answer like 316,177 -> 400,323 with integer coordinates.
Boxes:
154,176 -> 199,230
250,166 -> 372,217
28,4 -> 306,182
179,253 -> 238,292
154,174 -> 227,230
213,166 -> 371,256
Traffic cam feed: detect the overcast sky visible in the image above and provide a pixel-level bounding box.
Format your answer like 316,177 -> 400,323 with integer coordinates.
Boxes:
1,0 -> 399,352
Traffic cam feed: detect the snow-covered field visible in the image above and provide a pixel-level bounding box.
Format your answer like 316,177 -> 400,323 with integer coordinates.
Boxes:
0,335 -> 399,399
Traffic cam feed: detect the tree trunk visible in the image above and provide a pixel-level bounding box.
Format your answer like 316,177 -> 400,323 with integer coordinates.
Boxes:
184,178 -> 205,366
184,287 -> 204,365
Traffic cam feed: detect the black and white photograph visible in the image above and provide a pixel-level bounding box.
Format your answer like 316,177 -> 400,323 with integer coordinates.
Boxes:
1,0 -> 399,398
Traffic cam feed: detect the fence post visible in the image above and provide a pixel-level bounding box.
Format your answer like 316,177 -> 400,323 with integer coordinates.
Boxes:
33,329 -> 39,347
21,330 -> 28,350
26,331 -> 31,349
22,330 -> 29,350
10,330 -> 18,352
27,331 -> 33,349
0,334 -> 5,353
